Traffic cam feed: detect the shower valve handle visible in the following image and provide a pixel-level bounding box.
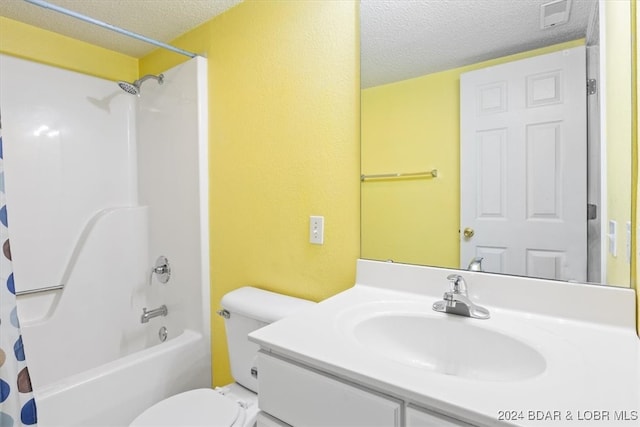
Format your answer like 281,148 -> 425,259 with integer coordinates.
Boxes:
153,265 -> 169,274
151,256 -> 171,284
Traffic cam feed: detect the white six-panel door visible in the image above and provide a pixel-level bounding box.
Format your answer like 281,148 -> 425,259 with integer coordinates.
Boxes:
460,46 -> 587,281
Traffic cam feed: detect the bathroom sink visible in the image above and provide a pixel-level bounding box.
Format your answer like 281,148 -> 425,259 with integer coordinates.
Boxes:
351,313 -> 546,382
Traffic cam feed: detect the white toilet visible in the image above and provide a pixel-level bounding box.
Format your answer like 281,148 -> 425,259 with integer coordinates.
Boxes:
129,286 -> 315,427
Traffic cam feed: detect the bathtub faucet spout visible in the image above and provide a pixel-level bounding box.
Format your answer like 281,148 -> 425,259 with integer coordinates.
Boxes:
141,305 -> 168,323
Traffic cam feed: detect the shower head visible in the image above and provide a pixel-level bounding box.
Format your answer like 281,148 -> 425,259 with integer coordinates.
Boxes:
117,74 -> 164,96
118,81 -> 140,95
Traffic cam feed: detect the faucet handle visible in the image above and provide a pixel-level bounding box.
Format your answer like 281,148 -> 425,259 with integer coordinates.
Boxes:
446,274 -> 467,294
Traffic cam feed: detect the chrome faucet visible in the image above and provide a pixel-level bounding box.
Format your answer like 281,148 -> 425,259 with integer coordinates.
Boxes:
467,256 -> 484,271
141,305 -> 168,323
432,274 -> 490,319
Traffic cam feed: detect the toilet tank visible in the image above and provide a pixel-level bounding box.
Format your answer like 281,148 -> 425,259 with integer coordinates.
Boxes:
220,286 -> 315,392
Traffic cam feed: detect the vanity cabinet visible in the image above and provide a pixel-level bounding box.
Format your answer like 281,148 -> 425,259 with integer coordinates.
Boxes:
257,351 -> 402,426
257,351 -> 476,427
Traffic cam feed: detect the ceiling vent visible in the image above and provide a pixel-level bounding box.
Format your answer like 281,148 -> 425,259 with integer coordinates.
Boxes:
540,0 -> 572,29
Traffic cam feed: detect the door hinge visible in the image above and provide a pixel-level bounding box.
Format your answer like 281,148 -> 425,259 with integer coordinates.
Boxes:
587,79 -> 597,95
587,203 -> 597,220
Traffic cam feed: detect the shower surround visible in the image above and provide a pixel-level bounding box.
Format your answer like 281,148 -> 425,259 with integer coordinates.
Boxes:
0,54 -> 210,426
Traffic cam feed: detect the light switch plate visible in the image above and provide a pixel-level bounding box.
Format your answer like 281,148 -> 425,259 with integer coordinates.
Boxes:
309,216 -> 324,245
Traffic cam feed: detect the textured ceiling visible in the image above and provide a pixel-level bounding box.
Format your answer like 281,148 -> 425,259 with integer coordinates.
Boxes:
0,0 -> 244,57
360,0 -> 595,88
1,0 -> 595,88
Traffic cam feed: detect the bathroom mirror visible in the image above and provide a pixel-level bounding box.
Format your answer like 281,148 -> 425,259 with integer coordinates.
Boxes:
360,0 -> 633,287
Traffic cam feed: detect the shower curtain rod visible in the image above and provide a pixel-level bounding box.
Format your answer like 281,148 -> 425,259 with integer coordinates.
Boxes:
23,0 -> 198,58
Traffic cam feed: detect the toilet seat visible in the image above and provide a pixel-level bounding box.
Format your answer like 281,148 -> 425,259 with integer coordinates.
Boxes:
129,388 -> 242,427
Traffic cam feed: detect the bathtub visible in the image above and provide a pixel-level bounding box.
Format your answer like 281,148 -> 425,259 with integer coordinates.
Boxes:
16,207 -> 211,426
33,329 -> 210,427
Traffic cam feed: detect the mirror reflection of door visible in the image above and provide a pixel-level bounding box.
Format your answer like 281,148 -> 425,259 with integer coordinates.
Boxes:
361,0 -> 632,287
460,46 -> 587,281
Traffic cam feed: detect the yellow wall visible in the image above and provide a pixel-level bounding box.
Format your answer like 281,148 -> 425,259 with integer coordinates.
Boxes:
0,17 -> 137,81
140,0 -> 360,386
361,71 -> 459,267
605,0 -> 633,287
361,40 -> 584,269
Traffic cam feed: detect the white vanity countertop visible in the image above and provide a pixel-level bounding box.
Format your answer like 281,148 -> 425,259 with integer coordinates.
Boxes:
249,260 -> 640,427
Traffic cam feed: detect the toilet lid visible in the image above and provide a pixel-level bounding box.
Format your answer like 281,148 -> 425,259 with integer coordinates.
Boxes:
129,388 -> 241,427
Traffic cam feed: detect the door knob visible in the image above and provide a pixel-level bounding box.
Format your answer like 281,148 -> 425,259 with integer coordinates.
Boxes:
463,227 -> 475,238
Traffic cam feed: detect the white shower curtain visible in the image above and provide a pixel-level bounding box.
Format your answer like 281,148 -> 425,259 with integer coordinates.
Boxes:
0,116 -> 37,426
